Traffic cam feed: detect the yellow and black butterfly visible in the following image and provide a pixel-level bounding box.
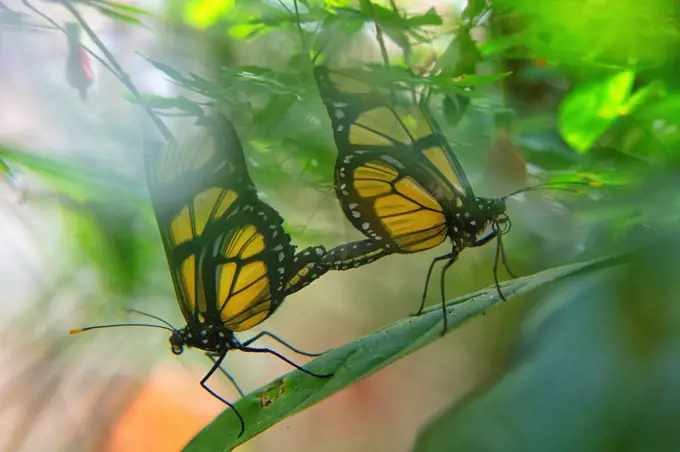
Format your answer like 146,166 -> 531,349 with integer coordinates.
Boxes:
70,114 -> 331,436
312,64 -> 513,333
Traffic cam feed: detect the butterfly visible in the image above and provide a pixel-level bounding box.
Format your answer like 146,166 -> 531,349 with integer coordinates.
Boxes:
312,64 -> 512,333
71,113 -> 331,437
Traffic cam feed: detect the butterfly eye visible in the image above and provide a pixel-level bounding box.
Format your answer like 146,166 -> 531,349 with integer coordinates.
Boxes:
494,214 -> 512,234
170,334 -> 184,355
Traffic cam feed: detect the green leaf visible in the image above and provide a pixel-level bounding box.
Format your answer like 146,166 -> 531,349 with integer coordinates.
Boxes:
436,72 -> 512,87
436,28 -> 483,76
0,143 -> 146,204
182,256 -> 623,451
622,80 -> 665,114
404,8 -> 443,27
442,93 -> 471,126
143,57 -> 194,85
461,0 -> 488,23
94,6 -> 144,26
126,93 -> 205,117
184,0 -> 235,29
62,199 -> 154,293
558,70 -> 635,154
88,0 -> 151,15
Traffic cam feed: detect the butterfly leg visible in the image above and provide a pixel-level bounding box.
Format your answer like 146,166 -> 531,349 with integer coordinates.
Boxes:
240,345 -> 334,379
205,351 -> 245,397
493,236 -> 508,301
414,253 -> 455,317
242,331 -> 326,357
200,350 -> 246,437
474,230 -> 513,300
498,232 -> 517,279
439,255 -> 458,336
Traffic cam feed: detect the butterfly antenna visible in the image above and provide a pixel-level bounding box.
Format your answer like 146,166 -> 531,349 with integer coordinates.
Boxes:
502,180 -> 600,200
70,308 -> 178,335
69,323 -> 174,335
125,308 -> 177,330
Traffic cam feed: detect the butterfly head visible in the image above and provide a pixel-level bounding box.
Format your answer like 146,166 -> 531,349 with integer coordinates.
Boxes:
451,197 -> 510,247
481,197 -> 511,234
169,329 -> 186,355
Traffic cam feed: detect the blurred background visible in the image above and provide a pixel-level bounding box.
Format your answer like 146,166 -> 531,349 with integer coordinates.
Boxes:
1,0 -> 680,451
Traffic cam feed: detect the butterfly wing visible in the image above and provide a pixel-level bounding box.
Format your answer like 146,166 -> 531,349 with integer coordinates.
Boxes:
206,197 -> 293,332
314,65 -> 475,254
145,114 -> 295,332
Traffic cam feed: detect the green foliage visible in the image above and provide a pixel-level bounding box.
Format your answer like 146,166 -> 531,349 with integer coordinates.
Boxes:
558,70 -> 636,154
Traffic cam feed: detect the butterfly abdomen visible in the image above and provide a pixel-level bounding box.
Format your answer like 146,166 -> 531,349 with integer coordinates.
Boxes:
322,239 -> 391,270
285,246 -> 329,294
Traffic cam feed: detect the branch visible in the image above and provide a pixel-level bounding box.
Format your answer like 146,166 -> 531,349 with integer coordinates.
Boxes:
21,1 -> 117,76
24,0 -> 174,143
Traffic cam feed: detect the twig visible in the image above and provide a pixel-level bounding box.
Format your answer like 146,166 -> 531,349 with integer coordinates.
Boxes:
62,0 -> 174,142
21,0 -> 116,75
24,0 -> 174,143
360,0 -> 390,73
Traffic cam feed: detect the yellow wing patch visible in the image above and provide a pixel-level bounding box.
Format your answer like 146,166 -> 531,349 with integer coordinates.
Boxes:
171,206 -> 193,246
393,178 -> 442,212
233,261 -> 267,293
329,72 -> 374,94
194,188 -> 238,235
349,159 -> 447,253
224,301 -> 271,332
351,107 -> 411,145
218,260 -> 272,331
217,262 -> 238,307
354,162 -> 399,182
353,162 -> 401,198
180,254 -> 197,311
374,194 -> 420,217
214,224 -> 274,332
394,225 -> 448,252
422,147 -> 464,195
361,172 -> 447,253
349,105 -> 435,147
169,188 -> 238,246
394,106 -> 432,142
225,225 -> 265,259
382,209 -> 446,238
220,272 -> 269,320
354,180 -> 393,198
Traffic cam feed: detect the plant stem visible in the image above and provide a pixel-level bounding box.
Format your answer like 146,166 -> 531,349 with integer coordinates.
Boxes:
24,0 -> 174,143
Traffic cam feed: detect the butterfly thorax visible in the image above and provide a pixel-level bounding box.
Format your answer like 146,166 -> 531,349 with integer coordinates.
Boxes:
446,197 -> 508,250
169,321 -> 238,355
